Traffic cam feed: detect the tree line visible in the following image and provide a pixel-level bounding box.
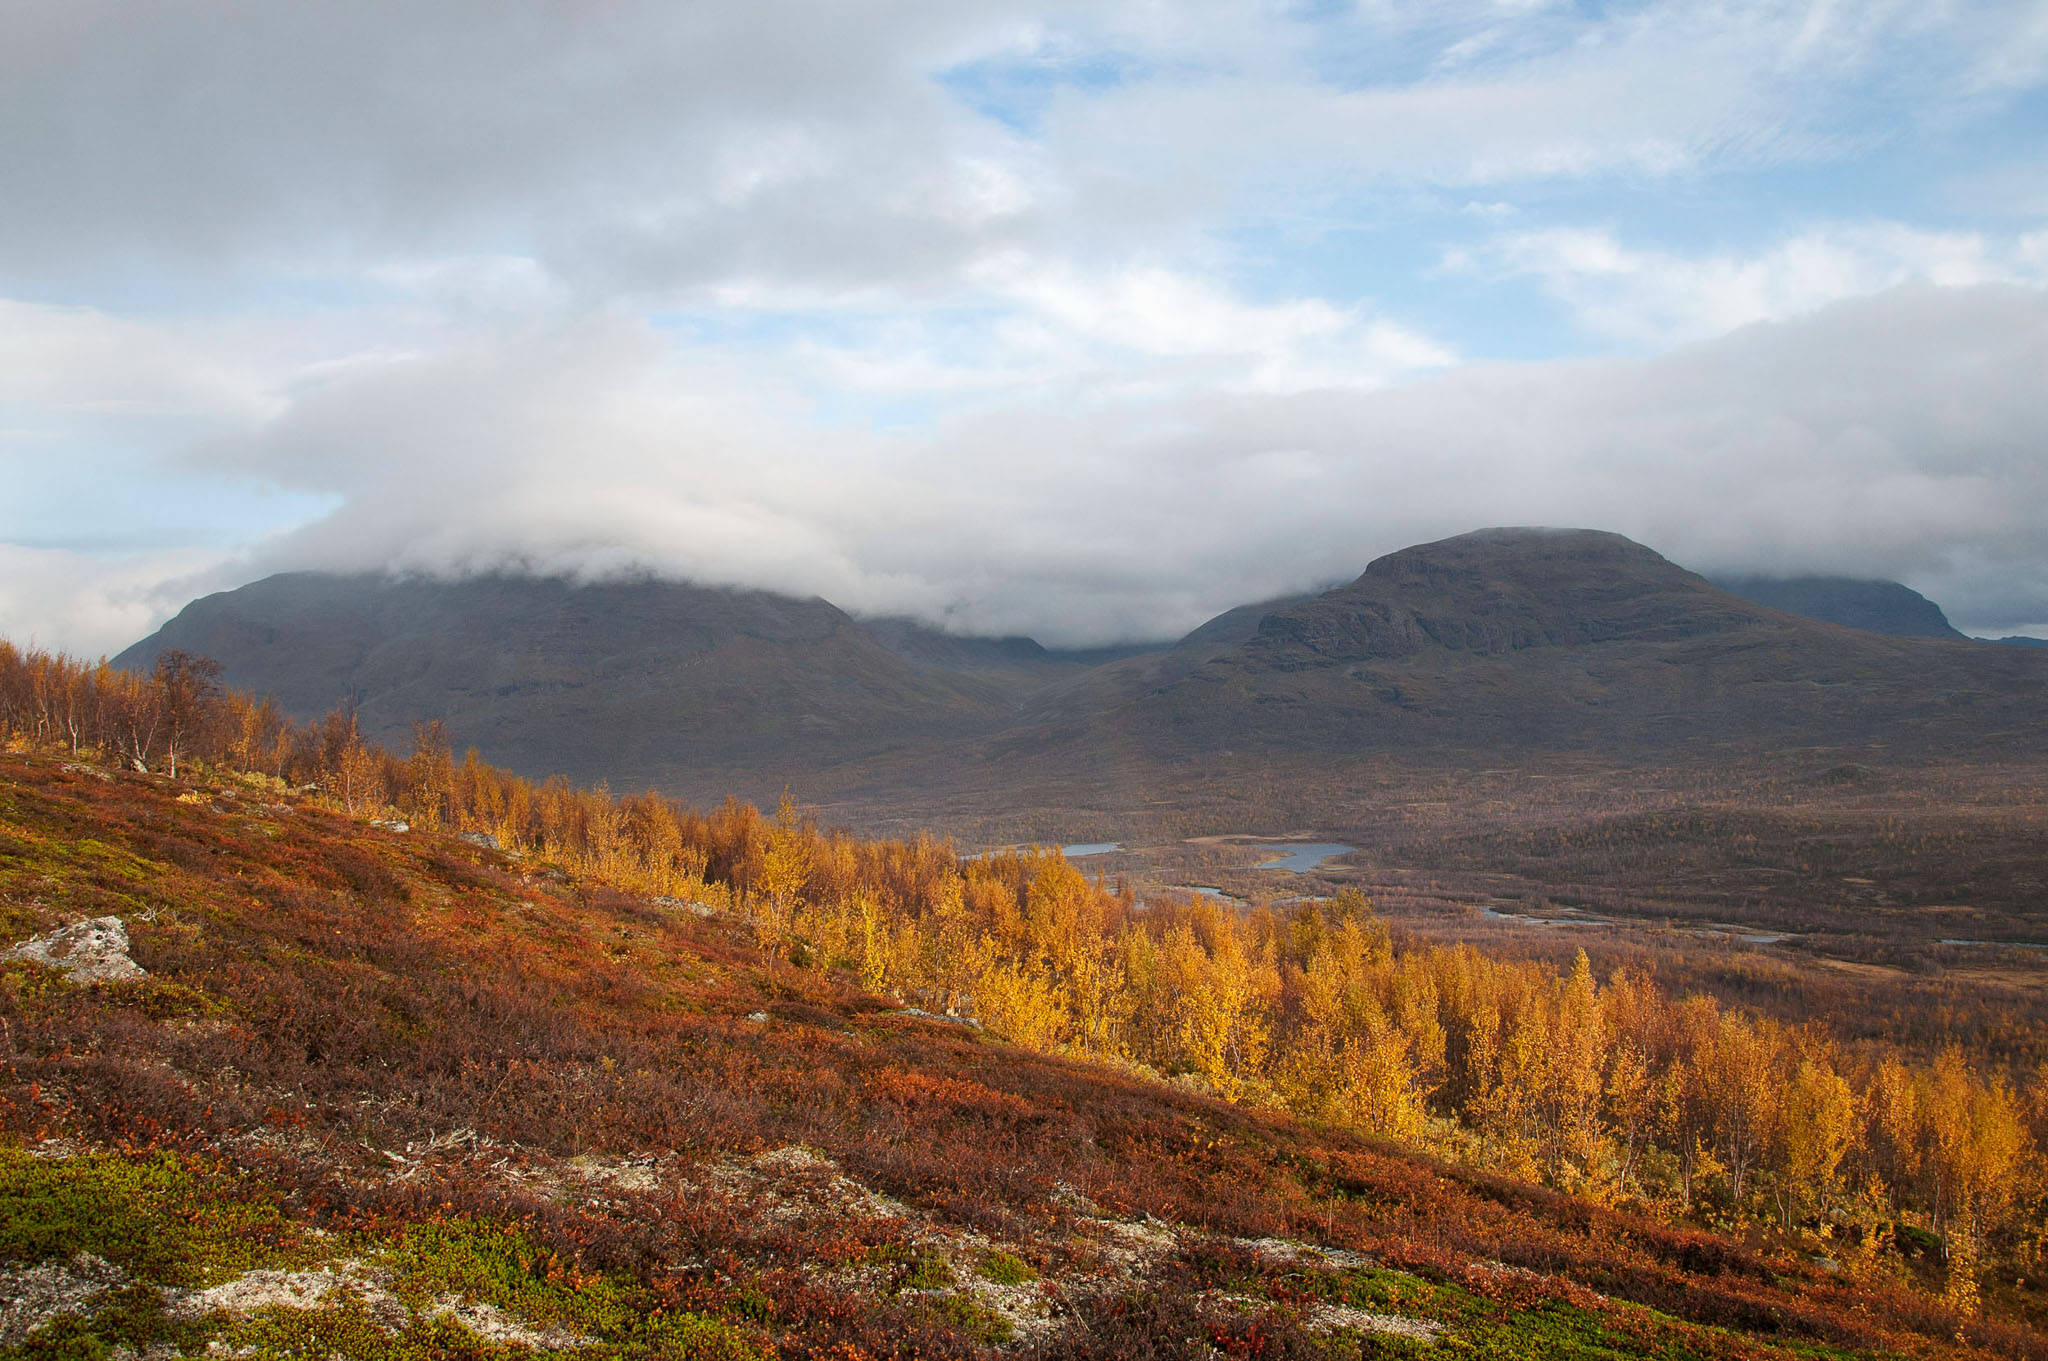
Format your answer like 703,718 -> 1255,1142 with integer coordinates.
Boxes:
1,639 -> 2040,1313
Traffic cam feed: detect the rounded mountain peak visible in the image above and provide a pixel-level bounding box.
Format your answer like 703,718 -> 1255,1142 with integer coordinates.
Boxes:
1359,527 -> 1700,592
1252,528 -> 1748,665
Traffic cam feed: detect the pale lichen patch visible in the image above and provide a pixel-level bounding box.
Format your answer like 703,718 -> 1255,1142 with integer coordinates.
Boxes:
1235,1235 -> 1378,1271
427,1295 -> 587,1349
0,1252 -> 126,1347
1079,1212 -> 1180,1277
166,1261 -> 409,1332
1302,1303 -> 1445,1340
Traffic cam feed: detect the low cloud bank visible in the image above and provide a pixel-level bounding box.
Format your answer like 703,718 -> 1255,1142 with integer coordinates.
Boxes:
10,283 -> 2048,656
16,280 -> 1979,650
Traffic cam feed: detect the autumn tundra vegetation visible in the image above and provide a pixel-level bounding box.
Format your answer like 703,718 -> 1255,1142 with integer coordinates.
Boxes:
4,637 -> 2048,1357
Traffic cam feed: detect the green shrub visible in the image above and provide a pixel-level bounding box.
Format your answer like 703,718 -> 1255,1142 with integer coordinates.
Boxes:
382,1219 -> 635,1337
979,1249 -> 1037,1286
915,1291 -> 1013,1345
898,1248 -> 955,1291
0,1146 -> 305,1287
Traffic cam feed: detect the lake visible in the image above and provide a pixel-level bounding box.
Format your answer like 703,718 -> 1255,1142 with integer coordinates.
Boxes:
1255,843 -> 1354,873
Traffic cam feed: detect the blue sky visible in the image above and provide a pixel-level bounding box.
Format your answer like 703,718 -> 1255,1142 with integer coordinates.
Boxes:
3,0 -> 2048,650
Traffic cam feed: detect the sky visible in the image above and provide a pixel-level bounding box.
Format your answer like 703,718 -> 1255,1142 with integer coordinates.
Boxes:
4,0 -> 2048,652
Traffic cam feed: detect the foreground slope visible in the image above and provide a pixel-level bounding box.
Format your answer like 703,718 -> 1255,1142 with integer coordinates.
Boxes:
0,754 -> 2021,1358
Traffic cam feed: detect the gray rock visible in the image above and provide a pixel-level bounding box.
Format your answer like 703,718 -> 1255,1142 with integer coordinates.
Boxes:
895,1007 -> 983,1029
7,917 -> 146,982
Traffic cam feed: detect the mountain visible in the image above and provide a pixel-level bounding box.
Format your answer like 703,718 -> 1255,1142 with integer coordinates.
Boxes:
1103,528 -> 2048,757
856,615 -> 1159,672
1995,635 -> 2048,648
114,572 -> 1039,803
1711,573 -> 1969,639
1011,591 -> 1319,724
116,531 -> 2048,821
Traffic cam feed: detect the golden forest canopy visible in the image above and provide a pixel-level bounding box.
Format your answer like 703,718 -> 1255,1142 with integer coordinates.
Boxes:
2,637 -> 2043,1318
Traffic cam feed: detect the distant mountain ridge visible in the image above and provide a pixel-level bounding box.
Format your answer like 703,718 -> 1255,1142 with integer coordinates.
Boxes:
1103,528 -> 2047,757
113,572 -> 1108,803
116,530 -> 2048,810
1249,528 -> 1754,666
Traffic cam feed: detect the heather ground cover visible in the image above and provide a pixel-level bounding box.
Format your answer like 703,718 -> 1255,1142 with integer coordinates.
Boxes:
2,752 -> 2036,1357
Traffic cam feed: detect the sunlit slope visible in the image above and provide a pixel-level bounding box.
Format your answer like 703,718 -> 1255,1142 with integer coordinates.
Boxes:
0,754 -> 2015,1357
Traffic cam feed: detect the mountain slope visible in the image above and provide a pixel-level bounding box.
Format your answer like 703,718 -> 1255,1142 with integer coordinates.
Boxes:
1012,591 -> 1318,724
114,573 -> 1021,802
1712,573 -> 1970,640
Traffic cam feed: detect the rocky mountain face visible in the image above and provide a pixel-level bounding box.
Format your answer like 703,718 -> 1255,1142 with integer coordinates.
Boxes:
1247,528 -> 1757,665
1711,573 -> 1969,640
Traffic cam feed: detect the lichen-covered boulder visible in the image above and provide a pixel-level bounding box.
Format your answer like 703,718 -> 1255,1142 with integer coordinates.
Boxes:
6,916 -> 146,982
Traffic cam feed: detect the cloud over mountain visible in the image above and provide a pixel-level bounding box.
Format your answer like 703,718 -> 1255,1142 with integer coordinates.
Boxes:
5,1 -> 2048,651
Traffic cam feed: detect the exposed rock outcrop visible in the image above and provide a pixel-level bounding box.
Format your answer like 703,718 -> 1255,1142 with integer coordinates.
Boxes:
6,916 -> 145,982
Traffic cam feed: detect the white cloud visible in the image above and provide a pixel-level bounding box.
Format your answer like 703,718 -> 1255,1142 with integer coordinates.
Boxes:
55,281 -> 2009,650
0,300 -> 274,422
5,0 -> 2039,302
0,544 -> 233,659
12,280 -> 2048,651
1470,224 -> 2047,345
7,1 -> 2048,656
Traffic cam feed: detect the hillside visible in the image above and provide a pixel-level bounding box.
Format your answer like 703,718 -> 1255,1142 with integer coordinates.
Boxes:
1711,575 -> 1969,641
1110,528 -> 2048,757
2,750 -> 2037,1359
